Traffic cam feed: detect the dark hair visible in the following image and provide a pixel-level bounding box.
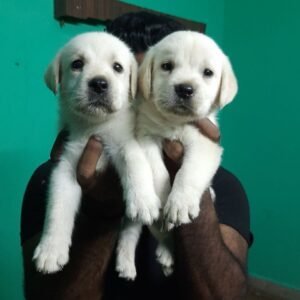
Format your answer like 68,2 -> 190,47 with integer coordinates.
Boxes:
106,11 -> 186,53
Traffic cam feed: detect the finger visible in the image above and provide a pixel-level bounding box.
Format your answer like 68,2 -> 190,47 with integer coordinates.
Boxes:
162,140 -> 183,183
162,139 -> 184,162
194,118 -> 220,143
50,130 -> 69,162
77,135 -> 103,190
201,188 -> 214,207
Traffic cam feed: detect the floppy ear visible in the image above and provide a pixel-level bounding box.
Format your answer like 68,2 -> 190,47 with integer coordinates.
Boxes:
138,50 -> 154,100
129,57 -> 138,99
44,52 -> 62,94
218,55 -> 238,108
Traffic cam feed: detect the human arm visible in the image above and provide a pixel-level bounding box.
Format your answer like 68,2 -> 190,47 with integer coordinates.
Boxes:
21,134 -> 123,300
163,120 -> 249,300
174,189 -> 248,300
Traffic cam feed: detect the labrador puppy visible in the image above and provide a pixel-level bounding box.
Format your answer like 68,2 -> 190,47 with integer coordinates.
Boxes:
33,32 -> 160,274
116,31 -> 238,280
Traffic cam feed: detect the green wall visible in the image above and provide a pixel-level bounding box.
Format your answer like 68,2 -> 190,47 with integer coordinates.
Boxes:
1,0 -> 299,299
0,2 -> 99,299
221,0 -> 300,290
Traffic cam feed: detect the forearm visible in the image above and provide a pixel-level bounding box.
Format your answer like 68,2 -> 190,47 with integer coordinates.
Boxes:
22,214 -> 120,300
174,190 -> 247,300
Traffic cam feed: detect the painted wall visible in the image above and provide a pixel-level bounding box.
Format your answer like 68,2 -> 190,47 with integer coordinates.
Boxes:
1,0 -> 299,299
0,2 -> 99,299
222,0 -> 300,291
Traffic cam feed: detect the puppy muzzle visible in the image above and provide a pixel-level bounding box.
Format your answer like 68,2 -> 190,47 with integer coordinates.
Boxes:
87,76 -> 113,112
170,84 -> 196,116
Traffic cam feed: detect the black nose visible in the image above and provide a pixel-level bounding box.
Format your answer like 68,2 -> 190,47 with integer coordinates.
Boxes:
88,77 -> 108,94
175,84 -> 194,99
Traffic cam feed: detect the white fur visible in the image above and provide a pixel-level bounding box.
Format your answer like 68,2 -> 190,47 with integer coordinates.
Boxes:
116,31 -> 238,279
33,32 -> 160,274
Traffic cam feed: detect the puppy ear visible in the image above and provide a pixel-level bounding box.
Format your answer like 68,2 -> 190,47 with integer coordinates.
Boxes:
44,52 -> 62,94
129,57 -> 138,99
217,55 -> 238,108
138,50 -> 154,99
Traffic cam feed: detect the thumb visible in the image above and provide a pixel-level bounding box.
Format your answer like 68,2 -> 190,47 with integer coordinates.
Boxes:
77,135 -> 103,190
194,118 -> 220,143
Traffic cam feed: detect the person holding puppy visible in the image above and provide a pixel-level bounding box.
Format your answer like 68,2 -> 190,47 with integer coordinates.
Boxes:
21,11 -> 252,300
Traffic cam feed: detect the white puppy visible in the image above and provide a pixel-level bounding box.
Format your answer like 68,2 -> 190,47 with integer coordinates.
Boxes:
33,32 -> 160,274
116,31 -> 238,279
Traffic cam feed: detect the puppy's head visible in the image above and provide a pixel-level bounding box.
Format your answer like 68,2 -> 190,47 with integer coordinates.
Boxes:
45,32 -> 137,121
139,31 -> 237,123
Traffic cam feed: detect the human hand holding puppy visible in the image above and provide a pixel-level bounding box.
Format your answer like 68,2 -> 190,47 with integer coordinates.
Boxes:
51,132 -> 125,219
50,117 -> 220,220
46,118 -> 219,281
78,118 -> 220,208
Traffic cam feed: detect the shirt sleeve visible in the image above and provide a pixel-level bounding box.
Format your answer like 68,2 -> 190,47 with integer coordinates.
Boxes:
212,166 -> 253,247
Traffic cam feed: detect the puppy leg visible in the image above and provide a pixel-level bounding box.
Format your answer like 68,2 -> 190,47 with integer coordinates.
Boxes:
149,226 -> 174,276
33,159 -> 81,274
114,139 -> 160,225
116,220 -> 142,280
156,242 -> 174,276
164,126 -> 222,226
138,137 -> 171,207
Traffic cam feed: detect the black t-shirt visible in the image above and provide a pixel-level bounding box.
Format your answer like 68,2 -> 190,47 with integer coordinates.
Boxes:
21,161 -> 252,299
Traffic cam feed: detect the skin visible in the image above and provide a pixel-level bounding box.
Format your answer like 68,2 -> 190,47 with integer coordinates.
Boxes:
161,132 -> 248,300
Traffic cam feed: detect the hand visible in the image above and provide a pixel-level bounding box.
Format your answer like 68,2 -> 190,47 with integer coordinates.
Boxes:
77,136 -> 125,219
50,132 -> 124,219
163,118 -> 220,176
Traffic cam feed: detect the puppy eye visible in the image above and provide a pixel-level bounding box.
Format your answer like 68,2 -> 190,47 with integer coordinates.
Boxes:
203,68 -> 214,77
161,62 -> 174,72
71,59 -> 84,70
113,62 -> 123,73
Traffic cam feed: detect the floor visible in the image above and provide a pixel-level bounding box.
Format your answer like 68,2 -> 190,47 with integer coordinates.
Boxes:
246,287 -> 284,300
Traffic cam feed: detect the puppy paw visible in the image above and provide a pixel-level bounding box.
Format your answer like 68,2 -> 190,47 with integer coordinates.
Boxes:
126,192 -> 161,225
116,255 -> 137,281
163,190 -> 200,226
33,238 -> 70,274
156,244 -> 174,276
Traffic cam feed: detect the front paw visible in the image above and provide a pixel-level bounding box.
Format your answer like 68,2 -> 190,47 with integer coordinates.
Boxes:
116,252 -> 137,281
163,190 -> 200,227
126,191 -> 160,225
33,238 -> 70,274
